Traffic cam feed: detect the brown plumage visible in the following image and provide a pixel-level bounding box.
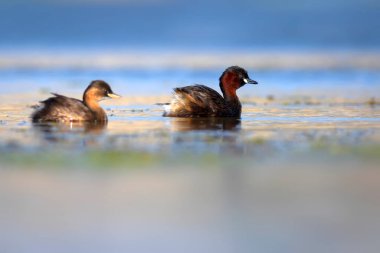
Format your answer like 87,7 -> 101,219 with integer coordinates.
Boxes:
163,66 -> 258,118
31,80 -> 120,123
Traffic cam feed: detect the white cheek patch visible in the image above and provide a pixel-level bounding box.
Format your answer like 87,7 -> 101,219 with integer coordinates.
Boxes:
243,78 -> 249,84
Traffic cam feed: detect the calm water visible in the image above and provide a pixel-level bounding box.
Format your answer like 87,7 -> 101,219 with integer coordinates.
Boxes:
1,1 -> 380,252
1,98 -> 380,253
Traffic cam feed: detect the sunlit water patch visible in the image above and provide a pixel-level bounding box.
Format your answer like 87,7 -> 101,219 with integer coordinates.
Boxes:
0,98 -> 379,160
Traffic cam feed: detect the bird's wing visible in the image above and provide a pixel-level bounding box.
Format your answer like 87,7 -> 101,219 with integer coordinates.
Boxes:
33,94 -> 92,122
165,85 -> 227,117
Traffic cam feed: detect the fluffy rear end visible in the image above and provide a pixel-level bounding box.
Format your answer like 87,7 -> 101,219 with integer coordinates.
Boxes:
163,92 -> 190,117
32,99 -> 72,122
163,86 -> 223,117
31,95 -> 91,122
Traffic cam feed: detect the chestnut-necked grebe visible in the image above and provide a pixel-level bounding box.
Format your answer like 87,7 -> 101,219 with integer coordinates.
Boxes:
32,80 -> 120,123
163,66 -> 257,118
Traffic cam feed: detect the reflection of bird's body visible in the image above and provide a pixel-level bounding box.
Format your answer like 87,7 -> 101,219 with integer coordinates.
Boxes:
163,66 -> 258,118
32,80 -> 120,123
169,117 -> 241,131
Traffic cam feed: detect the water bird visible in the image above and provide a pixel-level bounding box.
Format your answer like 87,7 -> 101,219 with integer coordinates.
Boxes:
163,66 -> 257,118
31,80 -> 120,123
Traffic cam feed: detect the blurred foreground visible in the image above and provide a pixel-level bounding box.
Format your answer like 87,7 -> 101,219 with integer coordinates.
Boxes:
1,156 -> 379,253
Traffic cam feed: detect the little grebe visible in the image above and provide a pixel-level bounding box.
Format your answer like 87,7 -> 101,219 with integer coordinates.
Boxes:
163,66 -> 257,118
32,80 -> 120,123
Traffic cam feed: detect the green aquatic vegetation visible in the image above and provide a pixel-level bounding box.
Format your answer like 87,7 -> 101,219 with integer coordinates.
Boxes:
0,150 -> 163,169
85,150 -> 159,169
172,152 -> 221,168
335,145 -> 380,160
0,149 -> 230,170
203,135 -> 222,143
1,97 -> 379,172
310,141 -> 380,160
0,152 -> 74,168
249,136 -> 266,145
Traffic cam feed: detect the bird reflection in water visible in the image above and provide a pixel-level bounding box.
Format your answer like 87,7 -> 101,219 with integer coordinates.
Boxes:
169,118 -> 244,155
169,117 -> 241,132
32,121 -> 107,147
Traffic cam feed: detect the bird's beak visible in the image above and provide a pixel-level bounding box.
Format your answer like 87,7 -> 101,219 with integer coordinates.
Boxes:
244,78 -> 258,85
107,92 -> 121,99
